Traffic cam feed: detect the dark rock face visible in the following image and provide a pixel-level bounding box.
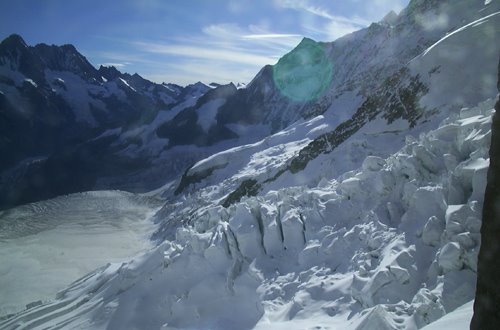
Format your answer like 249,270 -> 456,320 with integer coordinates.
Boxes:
471,58 -> 500,329
35,43 -> 100,81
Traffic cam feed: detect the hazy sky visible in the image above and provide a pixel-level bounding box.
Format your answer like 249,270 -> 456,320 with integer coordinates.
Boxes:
0,0 -> 409,85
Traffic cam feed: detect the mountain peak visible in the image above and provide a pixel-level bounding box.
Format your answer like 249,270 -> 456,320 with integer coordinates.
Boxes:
34,42 -> 79,55
59,43 -> 79,53
34,42 -> 97,78
298,37 -> 317,47
0,34 -> 45,82
287,37 -> 322,55
189,81 -> 209,89
0,34 -> 28,50
98,65 -> 122,80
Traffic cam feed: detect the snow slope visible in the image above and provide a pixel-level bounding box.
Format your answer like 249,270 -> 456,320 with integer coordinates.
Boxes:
0,191 -> 163,317
421,300 -> 473,330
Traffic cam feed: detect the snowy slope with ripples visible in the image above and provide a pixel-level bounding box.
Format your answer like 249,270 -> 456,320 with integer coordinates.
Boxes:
0,191 -> 163,317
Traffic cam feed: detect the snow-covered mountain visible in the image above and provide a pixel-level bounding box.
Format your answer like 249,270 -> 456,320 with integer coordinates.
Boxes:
1,90 -> 496,330
0,35 -> 274,209
0,34 -> 218,209
172,0 -> 500,202
2,0 -> 498,212
1,0 -> 499,329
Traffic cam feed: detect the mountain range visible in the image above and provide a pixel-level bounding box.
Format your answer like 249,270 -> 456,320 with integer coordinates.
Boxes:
0,0 -> 499,328
1,0 -> 499,211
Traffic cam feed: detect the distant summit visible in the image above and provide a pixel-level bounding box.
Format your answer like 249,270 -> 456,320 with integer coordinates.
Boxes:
0,33 -> 28,49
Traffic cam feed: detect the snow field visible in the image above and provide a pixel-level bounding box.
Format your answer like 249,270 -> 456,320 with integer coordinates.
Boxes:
0,191 -> 162,318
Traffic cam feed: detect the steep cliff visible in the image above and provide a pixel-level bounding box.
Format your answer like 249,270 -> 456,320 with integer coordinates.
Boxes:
471,57 -> 500,329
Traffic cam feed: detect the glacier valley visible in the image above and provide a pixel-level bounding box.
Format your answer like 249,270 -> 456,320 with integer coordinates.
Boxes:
0,0 -> 499,329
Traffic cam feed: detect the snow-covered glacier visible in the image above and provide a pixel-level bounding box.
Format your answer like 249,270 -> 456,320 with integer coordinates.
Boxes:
1,98 -> 496,329
1,0 -> 500,329
0,191 -> 163,317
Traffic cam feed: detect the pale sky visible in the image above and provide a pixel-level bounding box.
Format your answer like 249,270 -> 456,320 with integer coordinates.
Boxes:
0,0 -> 409,85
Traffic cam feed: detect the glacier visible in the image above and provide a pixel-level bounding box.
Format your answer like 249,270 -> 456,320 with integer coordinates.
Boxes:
1,0 -> 500,329
0,191 -> 163,317
0,97 -> 495,330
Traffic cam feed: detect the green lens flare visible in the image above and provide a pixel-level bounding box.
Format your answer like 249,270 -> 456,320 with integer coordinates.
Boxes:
272,39 -> 333,102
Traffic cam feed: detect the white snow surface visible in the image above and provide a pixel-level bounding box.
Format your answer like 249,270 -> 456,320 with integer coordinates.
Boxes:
117,86 -> 209,158
196,98 -> 225,132
1,96 -> 494,329
0,191 -> 163,317
421,300 -> 473,330
182,115 -> 331,195
118,77 -> 136,92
